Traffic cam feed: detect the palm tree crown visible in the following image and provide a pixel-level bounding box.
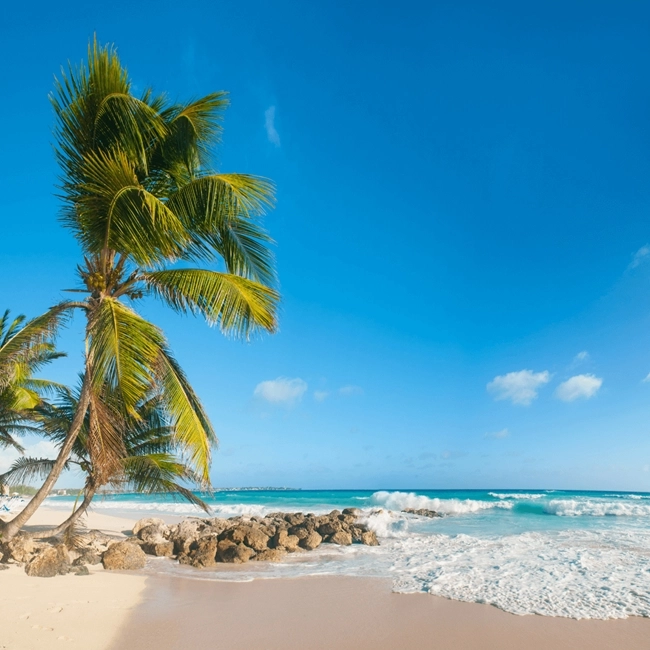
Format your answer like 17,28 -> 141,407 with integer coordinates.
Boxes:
51,38 -> 279,482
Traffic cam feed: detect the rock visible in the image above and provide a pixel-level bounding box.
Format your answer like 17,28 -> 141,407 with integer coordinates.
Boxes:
137,524 -> 169,545
288,526 -> 309,540
254,548 -> 286,562
73,565 -> 90,576
299,530 -> 323,551
342,508 -> 360,516
402,508 -> 441,518
84,531 -> 115,555
25,544 -> 70,578
142,541 -> 174,557
206,518 -> 229,536
244,528 -> 270,552
102,541 -> 147,571
133,518 -> 167,537
361,531 -> 379,546
349,526 -> 364,543
284,513 -> 305,526
0,563 -> 8,570
2,533 -> 36,563
217,541 -> 255,564
188,537 -> 218,568
271,530 -> 300,552
329,531 -> 353,546
73,550 -> 102,566
317,520 -> 342,537
170,519 -> 207,555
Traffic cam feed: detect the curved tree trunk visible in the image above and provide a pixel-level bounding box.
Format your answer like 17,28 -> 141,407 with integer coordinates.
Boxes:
31,485 -> 97,539
0,374 -> 92,540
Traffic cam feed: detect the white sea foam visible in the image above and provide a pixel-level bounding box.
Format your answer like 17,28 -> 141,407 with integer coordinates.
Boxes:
488,492 -> 545,500
545,498 -> 650,517
389,528 -> 650,619
371,491 -> 513,514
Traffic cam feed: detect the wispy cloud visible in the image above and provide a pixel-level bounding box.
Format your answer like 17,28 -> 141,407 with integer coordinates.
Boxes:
573,351 -> 589,363
254,377 -> 307,405
555,374 -> 602,402
264,106 -> 281,147
487,370 -> 550,406
0,439 -> 58,474
339,385 -> 363,397
643,373 -> 650,383
484,428 -> 510,440
630,244 -> 650,269
313,390 -> 329,402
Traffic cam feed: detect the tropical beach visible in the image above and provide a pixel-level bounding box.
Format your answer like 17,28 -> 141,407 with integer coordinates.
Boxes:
4,1 -> 650,648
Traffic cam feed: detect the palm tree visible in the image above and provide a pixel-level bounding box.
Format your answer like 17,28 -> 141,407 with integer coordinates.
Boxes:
1,384 -> 210,537
0,310 -> 65,453
0,39 -> 279,540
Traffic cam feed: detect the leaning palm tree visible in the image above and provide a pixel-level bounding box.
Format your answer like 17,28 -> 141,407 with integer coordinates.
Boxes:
1,384 -> 210,537
0,39 -> 278,540
0,310 -> 65,453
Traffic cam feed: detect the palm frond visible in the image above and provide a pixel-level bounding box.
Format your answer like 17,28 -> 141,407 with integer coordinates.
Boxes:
73,148 -> 189,266
87,299 -> 165,413
153,348 -> 216,483
0,304 -> 71,391
0,457 -> 69,486
120,453 -> 210,511
143,269 -> 278,336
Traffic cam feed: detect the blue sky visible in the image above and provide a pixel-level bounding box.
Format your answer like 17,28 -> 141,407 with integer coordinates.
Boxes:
3,1 -> 650,489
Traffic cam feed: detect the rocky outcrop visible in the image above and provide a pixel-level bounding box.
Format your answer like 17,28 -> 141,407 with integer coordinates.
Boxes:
102,540 -> 147,571
126,509 -> 380,568
9,508 -> 381,577
402,508 -> 442,518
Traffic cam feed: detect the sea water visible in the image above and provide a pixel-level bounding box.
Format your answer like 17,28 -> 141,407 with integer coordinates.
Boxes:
45,489 -> 650,619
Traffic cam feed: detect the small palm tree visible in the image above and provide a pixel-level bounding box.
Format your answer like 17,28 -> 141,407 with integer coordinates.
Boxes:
0,310 -> 65,453
0,39 -> 279,540
1,384 -> 210,537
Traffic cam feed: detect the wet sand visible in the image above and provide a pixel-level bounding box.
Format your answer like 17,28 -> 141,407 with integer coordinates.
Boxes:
110,574 -> 650,650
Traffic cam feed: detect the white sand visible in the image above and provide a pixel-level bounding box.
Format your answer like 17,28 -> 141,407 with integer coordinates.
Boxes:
0,507 -> 146,650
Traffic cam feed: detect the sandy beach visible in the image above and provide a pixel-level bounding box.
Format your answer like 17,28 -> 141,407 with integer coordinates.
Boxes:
0,509 -> 146,650
1,506 -> 649,650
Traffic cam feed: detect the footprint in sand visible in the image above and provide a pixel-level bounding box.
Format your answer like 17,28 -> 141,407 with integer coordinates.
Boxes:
31,625 -> 54,631
47,606 -> 63,613
57,636 -> 72,641
19,613 -> 30,620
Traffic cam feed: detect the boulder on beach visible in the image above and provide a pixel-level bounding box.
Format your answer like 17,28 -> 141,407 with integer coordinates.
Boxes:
102,540 -> 147,571
25,544 -> 70,578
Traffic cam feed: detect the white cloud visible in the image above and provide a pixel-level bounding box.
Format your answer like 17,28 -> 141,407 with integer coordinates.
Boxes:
487,370 -> 551,406
264,106 -> 281,147
254,377 -> 307,405
555,374 -> 602,402
643,373 -> 650,383
0,439 -> 58,474
339,385 -> 363,396
573,351 -> 589,363
484,428 -> 510,440
630,245 -> 650,269
313,390 -> 329,402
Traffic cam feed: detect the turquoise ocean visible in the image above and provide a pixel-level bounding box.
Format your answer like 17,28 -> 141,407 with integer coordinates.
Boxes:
46,488 -> 650,619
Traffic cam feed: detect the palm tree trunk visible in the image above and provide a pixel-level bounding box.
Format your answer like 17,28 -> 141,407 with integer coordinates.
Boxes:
31,485 -> 97,539
0,374 -> 92,540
